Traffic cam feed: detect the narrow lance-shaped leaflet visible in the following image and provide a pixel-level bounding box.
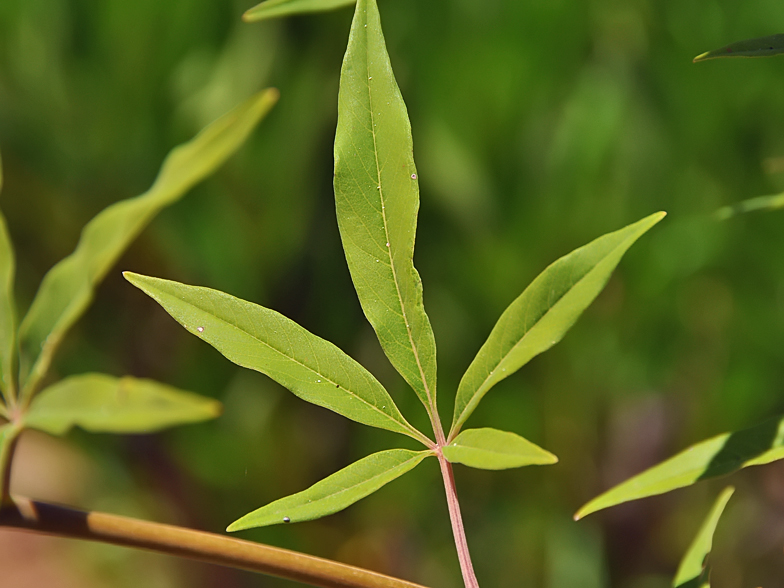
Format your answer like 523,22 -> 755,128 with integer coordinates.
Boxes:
334,0 -> 438,415
694,34 -> 784,62
17,89 -> 279,400
673,487 -> 734,588
443,428 -> 557,470
124,273 -> 428,444
575,415 -> 784,519
450,212 -> 665,438
24,374 -> 221,435
243,0 -> 355,22
228,449 -> 432,531
0,152 -> 17,402
715,191 -> 784,220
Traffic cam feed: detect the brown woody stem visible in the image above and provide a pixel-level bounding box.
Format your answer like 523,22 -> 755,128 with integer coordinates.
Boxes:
0,496 -> 429,588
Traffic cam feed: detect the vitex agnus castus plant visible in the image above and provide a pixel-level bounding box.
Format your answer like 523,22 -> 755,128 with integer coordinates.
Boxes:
126,0 -> 665,585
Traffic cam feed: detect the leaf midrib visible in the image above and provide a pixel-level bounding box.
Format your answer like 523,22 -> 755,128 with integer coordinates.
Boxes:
364,20 -> 434,412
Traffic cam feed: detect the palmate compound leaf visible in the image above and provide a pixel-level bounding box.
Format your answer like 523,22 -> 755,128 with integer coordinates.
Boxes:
243,0 -> 354,22
673,487 -> 734,588
694,34 -> 784,62
17,89 -> 279,400
715,191 -> 784,220
450,212 -> 666,438
24,373 -> 221,435
575,416 -> 784,520
0,153 -> 16,401
334,0 -> 438,415
442,428 -> 558,470
227,449 -> 432,531
124,273 -> 429,444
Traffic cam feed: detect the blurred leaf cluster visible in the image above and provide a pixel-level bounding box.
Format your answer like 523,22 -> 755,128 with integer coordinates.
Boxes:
3,0 -> 784,587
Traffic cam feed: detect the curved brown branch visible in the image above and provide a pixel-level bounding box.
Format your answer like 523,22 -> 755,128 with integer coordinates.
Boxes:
0,496 -> 428,588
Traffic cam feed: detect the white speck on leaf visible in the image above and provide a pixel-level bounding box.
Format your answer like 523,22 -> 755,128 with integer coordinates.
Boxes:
197,326 -> 204,333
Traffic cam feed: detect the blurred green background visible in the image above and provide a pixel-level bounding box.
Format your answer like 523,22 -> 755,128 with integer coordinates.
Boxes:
2,0 -> 784,586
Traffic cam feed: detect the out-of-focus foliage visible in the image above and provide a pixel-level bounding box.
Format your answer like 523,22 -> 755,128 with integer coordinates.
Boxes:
2,0 -> 784,587
672,487 -> 733,588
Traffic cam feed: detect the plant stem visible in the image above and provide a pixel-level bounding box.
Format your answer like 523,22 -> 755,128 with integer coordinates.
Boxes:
437,452 -> 479,588
0,424 -> 22,506
0,496 -> 429,588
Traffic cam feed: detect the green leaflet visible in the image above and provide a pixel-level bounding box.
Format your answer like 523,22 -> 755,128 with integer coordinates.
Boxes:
227,449 -> 432,531
443,428 -> 557,470
334,0 -> 438,413
243,0 -> 355,22
715,192 -> 784,220
0,153 -> 16,401
450,212 -> 665,437
124,273 -> 428,443
694,34 -> 784,62
673,487 -> 734,588
17,89 -> 279,400
575,416 -> 784,520
24,373 -> 221,435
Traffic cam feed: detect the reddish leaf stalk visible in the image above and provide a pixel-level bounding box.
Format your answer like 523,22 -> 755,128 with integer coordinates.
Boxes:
0,496 -> 429,588
437,451 -> 479,588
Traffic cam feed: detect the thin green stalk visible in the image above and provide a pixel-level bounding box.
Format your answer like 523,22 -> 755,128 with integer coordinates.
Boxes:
0,424 -> 23,506
0,496 -> 430,588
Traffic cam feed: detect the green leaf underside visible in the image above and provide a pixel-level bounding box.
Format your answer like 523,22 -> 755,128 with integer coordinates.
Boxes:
228,449 -> 431,531
694,34 -> 784,62
0,152 -> 16,400
575,416 -> 784,520
443,427 -> 558,470
24,373 -> 221,435
124,273 -> 425,442
715,192 -> 784,220
334,0 -> 437,412
673,487 -> 734,588
243,0 -> 355,22
450,212 -> 665,437
17,89 -> 279,398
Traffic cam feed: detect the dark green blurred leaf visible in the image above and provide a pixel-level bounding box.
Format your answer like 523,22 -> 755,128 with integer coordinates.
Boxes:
124,273 -> 428,443
334,0 -> 438,414
0,153 -> 16,402
243,0 -> 355,22
715,192 -> 784,220
673,487 -> 734,588
17,89 -> 279,400
443,427 -> 557,470
25,373 -> 221,435
227,449 -> 432,531
450,212 -> 666,437
694,34 -> 784,62
576,417 -> 783,519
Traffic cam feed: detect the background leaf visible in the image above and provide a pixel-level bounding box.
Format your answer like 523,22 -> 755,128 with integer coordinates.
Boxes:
124,273 -> 427,443
24,373 -> 221,435
333,0 -> 438,414
673,487 -> 734,588
694,34 -> 784,62
576,416 -> 784,519
17,89 -> 279,399
715,192 -> 784,220
450,212 -> 665,437
0,153 -> 16,401
227,449 -> 431,531
243,0 -> 355,22
443,427 -> 557,470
